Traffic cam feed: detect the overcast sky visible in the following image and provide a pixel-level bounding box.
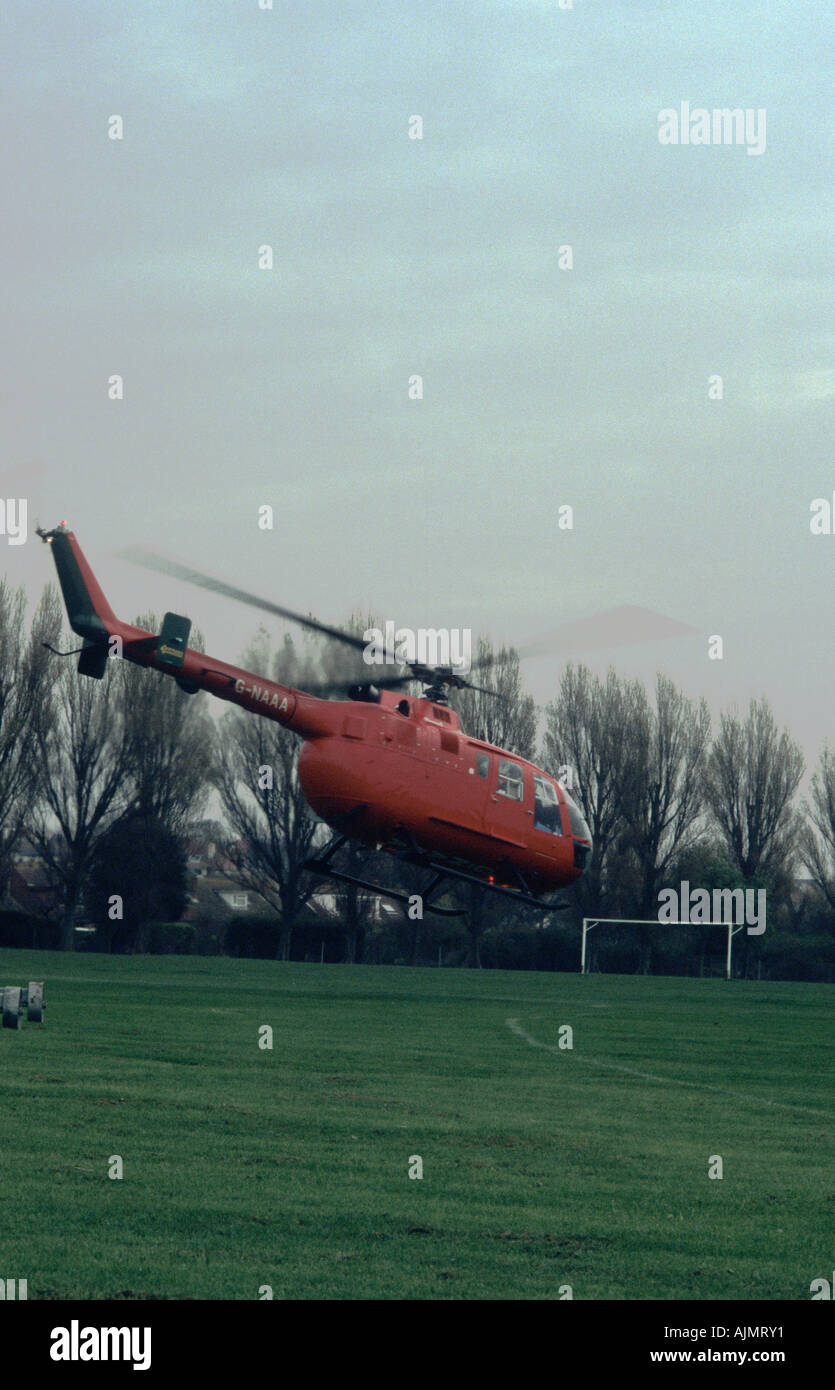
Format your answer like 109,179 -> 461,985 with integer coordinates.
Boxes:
3,0 -> 833,777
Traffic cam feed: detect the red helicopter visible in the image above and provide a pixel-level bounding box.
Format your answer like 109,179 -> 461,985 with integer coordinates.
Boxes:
38,523 -> 671,917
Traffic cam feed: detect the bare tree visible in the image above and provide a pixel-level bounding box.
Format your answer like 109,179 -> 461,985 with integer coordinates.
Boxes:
800,744 -> 835,913
707,698 -> 804,880
32,638 -> 133,948
213,632 -> 319,959
617,673 -> 711,921
541,664 -> 629,914
116,613 -> 214,833
451,639 -> 537,758
0,582 -> 62,898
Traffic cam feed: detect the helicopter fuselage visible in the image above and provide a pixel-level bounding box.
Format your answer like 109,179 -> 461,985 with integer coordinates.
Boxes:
41,527 -> 593,897
296,691 -> 590,891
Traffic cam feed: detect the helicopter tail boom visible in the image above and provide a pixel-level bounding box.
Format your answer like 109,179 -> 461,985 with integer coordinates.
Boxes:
38,525 -> 335,740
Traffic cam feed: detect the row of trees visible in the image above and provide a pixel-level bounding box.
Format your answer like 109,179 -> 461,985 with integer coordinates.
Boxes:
450,652 -> 830,975
2,579 -> 834,977
0,583 -> 214,949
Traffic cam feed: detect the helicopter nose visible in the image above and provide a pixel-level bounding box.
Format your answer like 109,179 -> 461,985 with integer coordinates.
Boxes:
561,788 -> 593,873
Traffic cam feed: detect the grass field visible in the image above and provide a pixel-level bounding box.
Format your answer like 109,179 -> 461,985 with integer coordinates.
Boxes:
0,949 -> 831,1300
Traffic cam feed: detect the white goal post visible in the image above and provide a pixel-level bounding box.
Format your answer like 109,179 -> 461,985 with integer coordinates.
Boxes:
580,918 -> 747,980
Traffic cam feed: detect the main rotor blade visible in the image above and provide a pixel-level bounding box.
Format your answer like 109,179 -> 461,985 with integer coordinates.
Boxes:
120,552 -> 694,695
119,546 -> 370,657
304,672 -> 506,701
466,604 -> 699,676
302,673 -> 415,698
457,677 -> 507,699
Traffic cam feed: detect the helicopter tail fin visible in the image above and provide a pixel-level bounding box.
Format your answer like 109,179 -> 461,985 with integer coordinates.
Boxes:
37,524 -> 119,644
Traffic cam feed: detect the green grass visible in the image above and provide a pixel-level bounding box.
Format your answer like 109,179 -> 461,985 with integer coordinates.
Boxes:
0,950 -> 831,1300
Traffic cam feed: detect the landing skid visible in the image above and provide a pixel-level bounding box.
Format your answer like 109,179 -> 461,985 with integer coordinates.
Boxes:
388,827 -> 568,913
304,832 -> 464,917
304,822 -> 567,917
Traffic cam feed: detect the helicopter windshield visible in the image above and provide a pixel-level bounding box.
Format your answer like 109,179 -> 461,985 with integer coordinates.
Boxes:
562,788 -> 592,845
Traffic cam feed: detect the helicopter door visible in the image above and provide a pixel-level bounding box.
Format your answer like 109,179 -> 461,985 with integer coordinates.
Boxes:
484,757 -> 529,848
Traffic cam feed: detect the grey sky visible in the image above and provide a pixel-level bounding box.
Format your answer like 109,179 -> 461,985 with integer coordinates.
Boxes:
3,0 -> 833,777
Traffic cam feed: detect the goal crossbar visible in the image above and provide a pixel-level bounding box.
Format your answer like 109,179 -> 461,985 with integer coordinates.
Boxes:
581,918 -> 746,979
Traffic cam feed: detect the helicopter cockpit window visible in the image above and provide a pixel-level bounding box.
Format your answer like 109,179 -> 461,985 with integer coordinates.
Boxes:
533,775 -> 563,834
497,759 -> 524,802
562,789 -> 592,844
476,753 -> 490,778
